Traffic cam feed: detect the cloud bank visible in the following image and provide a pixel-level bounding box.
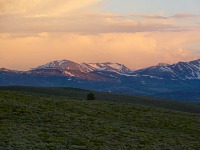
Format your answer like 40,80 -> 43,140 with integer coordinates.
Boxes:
0,0 -> 200,70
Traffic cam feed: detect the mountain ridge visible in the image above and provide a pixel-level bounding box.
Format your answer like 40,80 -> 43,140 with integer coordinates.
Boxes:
1,58 -> 200,101
29,58 -> 200,80
34,60 -> 134,74
136,59 -> 200,80
1,58 -> 200,81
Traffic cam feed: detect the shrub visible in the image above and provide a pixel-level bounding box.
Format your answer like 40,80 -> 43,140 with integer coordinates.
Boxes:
87,93 -> 95,100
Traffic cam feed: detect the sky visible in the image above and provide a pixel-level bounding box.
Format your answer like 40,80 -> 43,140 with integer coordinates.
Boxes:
0,0 -> 200,70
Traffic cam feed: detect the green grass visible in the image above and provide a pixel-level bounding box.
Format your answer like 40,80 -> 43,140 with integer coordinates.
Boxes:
0,86 -> 200,114
0,90 -> 200,149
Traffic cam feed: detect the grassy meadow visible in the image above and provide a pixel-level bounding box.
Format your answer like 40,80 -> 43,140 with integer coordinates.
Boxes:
0,87 -> 200,149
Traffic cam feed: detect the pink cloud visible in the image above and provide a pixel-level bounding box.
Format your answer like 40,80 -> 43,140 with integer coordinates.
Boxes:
131,14 -> 168,19
171,14 -> 198,18
0,31 -> 200,70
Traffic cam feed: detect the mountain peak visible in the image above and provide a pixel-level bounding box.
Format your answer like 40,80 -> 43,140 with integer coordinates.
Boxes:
136,58 -> 200,80
0,68 -> 15,72
35,60 -> 134,75
0,67 -> 7,70
157,63 -> 170,67
189,59 -> 200,65
34,60 -> 90,73
83,62 -> 133,74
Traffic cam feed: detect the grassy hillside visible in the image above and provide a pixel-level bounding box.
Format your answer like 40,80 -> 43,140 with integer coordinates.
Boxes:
0,86 -> 200,114
0,89 -> 200,149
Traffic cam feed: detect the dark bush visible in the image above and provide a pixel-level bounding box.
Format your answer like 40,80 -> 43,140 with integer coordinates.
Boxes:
87,93 -> 95,100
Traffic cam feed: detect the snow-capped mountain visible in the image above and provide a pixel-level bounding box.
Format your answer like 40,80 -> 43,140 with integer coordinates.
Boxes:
82,62 -> 133,74
136,59 -> 200,80
1,59 -> 200,80
35,60 -> 91,73
1,58 -> 200,101
31,60 -> 134,81
2,59 -> 200,80
33,60 -> 98,79
33,60 -> 133,76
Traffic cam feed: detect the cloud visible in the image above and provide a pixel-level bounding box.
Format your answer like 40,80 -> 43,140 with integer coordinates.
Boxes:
0,31 -> 200,70
0,12 -> 191,35
131,14 -> 168,19
0,12 -> 200,34
131,13 -> 199,20
171,14 -> 198,18
0,0 -> 103,16
0,1 -> 199,70
0,1 -> 199,35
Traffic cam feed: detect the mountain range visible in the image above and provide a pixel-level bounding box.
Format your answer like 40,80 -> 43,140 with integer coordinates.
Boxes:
1,59 -> 200,102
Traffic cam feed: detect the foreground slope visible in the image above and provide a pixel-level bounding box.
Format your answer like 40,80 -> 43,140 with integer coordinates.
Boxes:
1,86 -> 200,114
0,90 -> 200,149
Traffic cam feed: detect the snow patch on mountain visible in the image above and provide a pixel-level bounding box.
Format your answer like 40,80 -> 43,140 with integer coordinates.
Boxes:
83,62 -> 133,74
35,60 -> 90,73
136,59 -> 200,80
64,71 -> 74,77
